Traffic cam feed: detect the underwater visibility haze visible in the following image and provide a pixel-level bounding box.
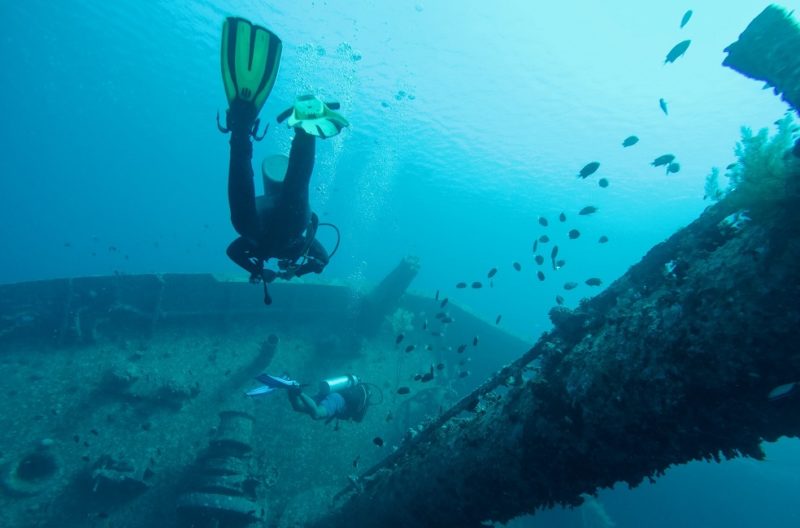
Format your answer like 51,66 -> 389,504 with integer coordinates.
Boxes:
1,1 -> 800,527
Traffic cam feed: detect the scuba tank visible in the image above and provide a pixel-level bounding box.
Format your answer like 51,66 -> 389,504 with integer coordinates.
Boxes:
318,374 -> 359,396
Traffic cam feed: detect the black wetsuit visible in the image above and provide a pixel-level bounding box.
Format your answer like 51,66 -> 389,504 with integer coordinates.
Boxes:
226,116 -> 329,286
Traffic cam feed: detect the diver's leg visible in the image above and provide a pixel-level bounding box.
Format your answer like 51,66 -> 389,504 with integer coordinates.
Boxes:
227,103 -> 261,240
226,237 -> 261,276
281,129 -> 316,209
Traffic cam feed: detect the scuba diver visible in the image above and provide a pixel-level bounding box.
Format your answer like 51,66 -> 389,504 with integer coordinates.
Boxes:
246,373 -> 373,423
218,17 -> 348,304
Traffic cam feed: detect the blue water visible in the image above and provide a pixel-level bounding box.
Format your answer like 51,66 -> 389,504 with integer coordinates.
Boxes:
2,1 -> 799,526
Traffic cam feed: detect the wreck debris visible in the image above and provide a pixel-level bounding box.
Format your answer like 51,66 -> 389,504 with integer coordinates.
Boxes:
0,439 -> 60,497
177,410 -> 264,527
355,257 -> 420,336
723,5 -> 800,115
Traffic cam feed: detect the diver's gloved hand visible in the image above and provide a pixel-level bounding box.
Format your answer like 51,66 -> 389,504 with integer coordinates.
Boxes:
250,268 -> 278,284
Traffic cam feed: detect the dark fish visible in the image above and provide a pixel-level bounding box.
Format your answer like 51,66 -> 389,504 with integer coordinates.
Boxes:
535,255 -> 545,265
426,344 -> 434,351
551,245 -> 559,260
537,270 -> 545,281
457,344 -> 467,354
386,412 -> 393,422
555,295 -> 565,305
652,154 -> 675,167
414,374 -> 422,381
665,39 -> 691,64
353,455 -> 360,468
726,163 -> 737,170
532,239 -> 539,253
579,206 -> 597,215
659,98 -> 669,115
440,298 -> 449,308
539,234 -> 550,243
513,262 -> 522,271
622,135 -> 639,147
395,333 -> 405,345
405,344 -> 416,353
423,320 -> 428,330
598,178 -> 609,188
436,363 -> 446,370
680,9 -> 692,28
564,281 -> 579,290
471,281 -> 483,289
373,436 -> 384,447
472,336 -> 479,346
487,267 -> 497,278
495,314 -> 502,325
578,161 -> 600,179
585,277 -> 603,286
538,216 -> 549,227
667,162 -> 681,174
456,282 -> 467,289
459,371 -> 469,379
556,259 -> 566,269
568,229 -> 580,239
435,289 -> 439,301
598,235 -> 609,244
441,316 -> 454,324
397,386 -> 410,395
430,330 -> 444,337
420,370 -> 434,383
559,212 -> 567,222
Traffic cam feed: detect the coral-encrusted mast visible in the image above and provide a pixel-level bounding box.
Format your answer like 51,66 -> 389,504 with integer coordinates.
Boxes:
311,172 -> 800,528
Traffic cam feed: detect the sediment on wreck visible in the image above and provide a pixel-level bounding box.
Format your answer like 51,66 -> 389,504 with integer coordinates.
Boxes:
311,165 -> 800,526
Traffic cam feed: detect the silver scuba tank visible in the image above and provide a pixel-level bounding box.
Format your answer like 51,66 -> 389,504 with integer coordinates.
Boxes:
318,374 -> 359,395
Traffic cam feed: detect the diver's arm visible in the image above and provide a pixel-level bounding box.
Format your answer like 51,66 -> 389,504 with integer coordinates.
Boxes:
288,390 -> 329,420
290,239 -> 329,278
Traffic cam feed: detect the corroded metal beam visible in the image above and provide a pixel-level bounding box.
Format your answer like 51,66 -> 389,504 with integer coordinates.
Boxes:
312,177 -> 800,527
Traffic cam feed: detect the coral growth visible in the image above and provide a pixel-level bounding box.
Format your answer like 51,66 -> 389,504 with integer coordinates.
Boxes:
706,114 -> 799,210
388,307 -> 414,335
709,115 -> 800,206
